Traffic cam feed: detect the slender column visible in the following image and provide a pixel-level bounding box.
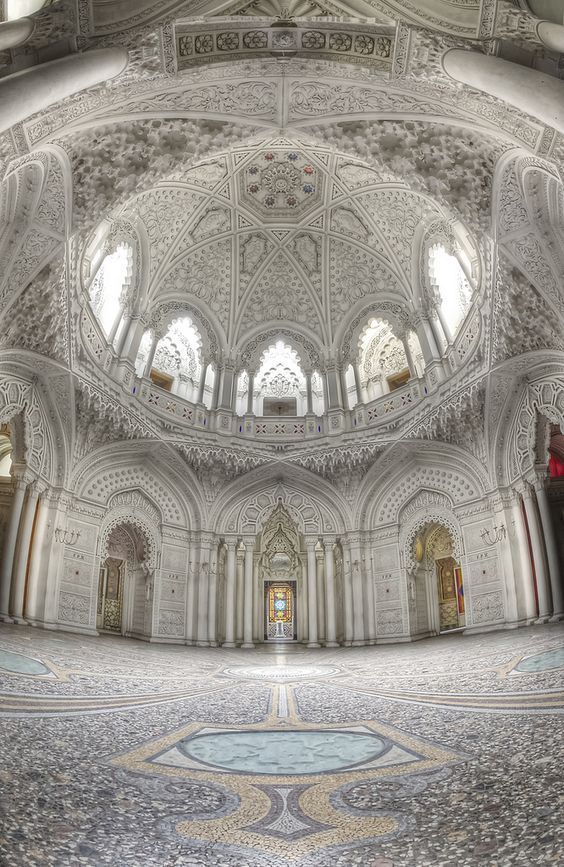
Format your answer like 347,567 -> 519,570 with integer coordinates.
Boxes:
236,548 -> 244,642
510,492 -> 537,621
197,361 -> 208,405
342,549 -> 354,645
434,304 -> 452,347
143,335 -> 158,377
115,311 -> 133,357
107,307 -> 124,346
207,552 -> 218,646
305,372 -> 313,414
0,49 -> 128,135
185,553 -> 196,644
219,362 -> 236,410
223,540 -> 238,647
246,372 -> 255,415
350,543 -> 365,644
399,333 -> 416,379
306,539 -> 320,647
315,547 -> 325,643
210,365 -> 220,410
0,18 -> 34,50
414,313 -> 440,363
0,476 -> 27,622
324,538 -> 338,647
242,539 -> 255,648
535,478 -> 564,618
366,552 -> 377,643
339,366 -> 349,410
197,540 -> 212,645
24,490 -> 50,623
10,482 -> 40,624
443,50 -> 564,136
351,363 -> 362,406
522,485 -> 552,620
325,363 -> 341,409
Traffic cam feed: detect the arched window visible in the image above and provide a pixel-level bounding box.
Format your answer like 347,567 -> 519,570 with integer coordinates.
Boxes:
0,430 -> 12,477
358,318 -> 410,401
89,243 -> 132,339
428,243 -> 472,337
149,317 -> 202,399
255,341 -> 306,416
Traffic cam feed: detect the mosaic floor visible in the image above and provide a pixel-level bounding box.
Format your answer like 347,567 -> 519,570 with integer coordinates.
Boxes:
1,624 -> 563,866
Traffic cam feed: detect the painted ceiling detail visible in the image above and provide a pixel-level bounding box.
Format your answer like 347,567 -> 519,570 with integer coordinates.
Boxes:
239,149 -> 322,220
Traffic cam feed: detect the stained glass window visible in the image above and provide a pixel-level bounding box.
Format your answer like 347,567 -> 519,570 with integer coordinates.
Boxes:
268,585 -> 292,623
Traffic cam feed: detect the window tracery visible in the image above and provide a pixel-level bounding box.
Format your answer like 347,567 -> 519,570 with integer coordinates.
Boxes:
358,318 -> 412,402
254,340 -> 307,416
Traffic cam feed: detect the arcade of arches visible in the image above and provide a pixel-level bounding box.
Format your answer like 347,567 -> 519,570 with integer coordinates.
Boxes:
1,0 -> 564,864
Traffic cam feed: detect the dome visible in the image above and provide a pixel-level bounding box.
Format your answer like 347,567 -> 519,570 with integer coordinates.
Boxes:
0,0 -> 562,651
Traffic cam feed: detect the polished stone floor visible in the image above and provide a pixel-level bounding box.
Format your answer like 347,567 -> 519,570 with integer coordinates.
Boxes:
0,624 -> 563,866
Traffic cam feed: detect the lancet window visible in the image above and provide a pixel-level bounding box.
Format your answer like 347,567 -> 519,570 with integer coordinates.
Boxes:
88,243 -> 132,341
428,243 -> 472,338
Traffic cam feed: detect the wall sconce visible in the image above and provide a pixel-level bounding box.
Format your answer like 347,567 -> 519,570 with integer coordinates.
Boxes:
55,527 -> 81,545
480,525 -> 506,546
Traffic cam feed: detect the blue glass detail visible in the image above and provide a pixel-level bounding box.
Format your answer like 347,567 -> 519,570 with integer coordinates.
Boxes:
179,730 -> 387,775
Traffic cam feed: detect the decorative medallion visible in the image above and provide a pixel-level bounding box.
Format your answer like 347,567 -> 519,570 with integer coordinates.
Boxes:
239,150 -> 324,221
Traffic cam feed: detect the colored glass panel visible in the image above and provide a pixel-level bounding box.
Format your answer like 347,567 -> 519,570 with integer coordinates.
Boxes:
268,585 -> 292,623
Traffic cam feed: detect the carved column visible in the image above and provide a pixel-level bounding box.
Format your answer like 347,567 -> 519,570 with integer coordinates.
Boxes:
143,334 -> 159,378
342,546 -> 354,645
324,538 -> 339,647
522,485 -> 552,621
510,491 -> 537,622
210,365 -> 220,411
242,538 -> 255,648
196,360 -> 208,405
349,540 -> 365,645
315,545 -> 325,643
236,546 -> 244,643
223,539 -> 238,647
10,481 -> 41,624
306,538 -> 320,647
120,315 -> 145,364
399,332 -> 416,379
246,372 -> 255,415
534,476 -> 563,618
107,307 -> 124,347
207,550 -> 218,646
325,363 -> 341,410
351,362 -> 362,406
196,537 -> 212,645
185,547 -> 197,644
0,474 -> 27,622
339,366 -> 349,410
23,487 -> 51,624
365,550 -> 377,643
219,362 -> 236,410
305,372 -> 313,415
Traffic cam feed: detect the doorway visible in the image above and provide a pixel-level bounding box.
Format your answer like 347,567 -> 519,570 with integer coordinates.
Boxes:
264,580 -> 296,641
97,556 -> 125,632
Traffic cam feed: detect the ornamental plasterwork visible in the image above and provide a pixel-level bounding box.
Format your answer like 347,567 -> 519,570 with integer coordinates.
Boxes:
175,19 -> 394,71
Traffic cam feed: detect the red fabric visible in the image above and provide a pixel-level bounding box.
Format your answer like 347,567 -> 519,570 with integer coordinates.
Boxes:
549,453 -> 564,477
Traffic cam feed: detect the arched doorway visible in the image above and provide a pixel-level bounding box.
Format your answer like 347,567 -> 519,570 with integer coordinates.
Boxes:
411,523 -> 465,635
97,523 -> 151,636
256,504 -> 303,642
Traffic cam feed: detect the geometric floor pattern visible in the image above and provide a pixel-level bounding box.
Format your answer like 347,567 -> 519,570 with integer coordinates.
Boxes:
1,623 -> 563,866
